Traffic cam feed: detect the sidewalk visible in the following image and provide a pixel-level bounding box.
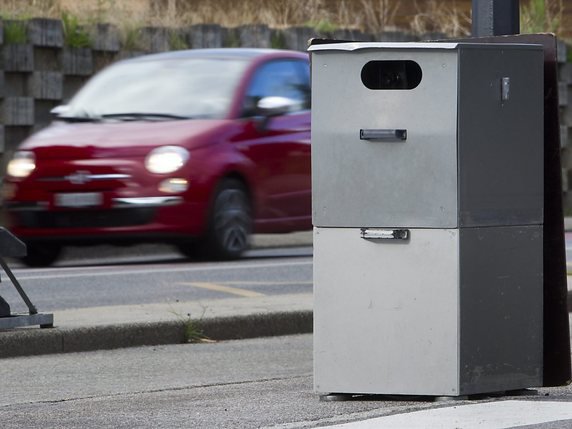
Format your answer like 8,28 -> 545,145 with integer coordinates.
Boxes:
3,333 -> 572,429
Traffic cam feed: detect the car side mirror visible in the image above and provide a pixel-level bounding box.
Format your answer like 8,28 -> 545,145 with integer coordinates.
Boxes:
257,96 -> 301,117
254,97 -> 301,131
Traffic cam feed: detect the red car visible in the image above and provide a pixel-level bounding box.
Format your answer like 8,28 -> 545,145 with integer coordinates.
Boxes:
3,48 -> 312,266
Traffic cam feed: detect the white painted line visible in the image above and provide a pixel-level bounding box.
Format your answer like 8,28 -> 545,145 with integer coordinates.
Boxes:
11,260 -> 312,281
323,400 -> 572,429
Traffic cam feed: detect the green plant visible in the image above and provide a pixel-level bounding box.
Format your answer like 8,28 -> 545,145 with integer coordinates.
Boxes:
61,11 -> 92,48
170,309 -> 212,343
307,19 -> 338,35
270,30 -> 286,49
521,0 -> 563,35
121,24 -> 143,51
3,20 -> 27,44
168,29 -> 189,51
183,317 -> 210,343
224,29 -> 240,48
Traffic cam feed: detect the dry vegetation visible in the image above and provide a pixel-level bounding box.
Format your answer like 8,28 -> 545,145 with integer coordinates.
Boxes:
0,0 -> 472,36
0,0 -> 566,38
521,0 -> 564,34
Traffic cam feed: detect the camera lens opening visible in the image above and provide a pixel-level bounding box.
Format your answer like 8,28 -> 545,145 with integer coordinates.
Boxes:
361,60 -> 422,90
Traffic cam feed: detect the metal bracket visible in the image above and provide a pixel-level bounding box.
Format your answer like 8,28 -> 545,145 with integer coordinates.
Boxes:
0,228 -> 53,329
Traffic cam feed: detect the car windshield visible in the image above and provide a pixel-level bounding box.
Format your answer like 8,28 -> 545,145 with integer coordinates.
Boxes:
66,56 -> 250,120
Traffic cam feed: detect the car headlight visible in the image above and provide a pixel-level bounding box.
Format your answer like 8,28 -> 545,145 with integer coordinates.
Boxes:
7,151 -> 36,178
145,146 -> 190,174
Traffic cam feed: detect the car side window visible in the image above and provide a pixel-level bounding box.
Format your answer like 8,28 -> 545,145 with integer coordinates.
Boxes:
242,59 -> 310,117
293,60 -> 311,108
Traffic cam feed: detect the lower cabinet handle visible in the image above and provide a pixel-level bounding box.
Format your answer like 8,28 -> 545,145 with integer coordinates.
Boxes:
360,228 -> 410,241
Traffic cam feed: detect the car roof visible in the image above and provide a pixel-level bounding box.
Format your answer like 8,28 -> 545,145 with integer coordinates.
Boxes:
121,48 -> 307,64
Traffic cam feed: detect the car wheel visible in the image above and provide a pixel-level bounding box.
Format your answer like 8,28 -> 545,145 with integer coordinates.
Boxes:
204,178 -> 252,260
20,244 -> 62,267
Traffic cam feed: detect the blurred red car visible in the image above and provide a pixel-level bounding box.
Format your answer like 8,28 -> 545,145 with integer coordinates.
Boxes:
3,48 -> 312,266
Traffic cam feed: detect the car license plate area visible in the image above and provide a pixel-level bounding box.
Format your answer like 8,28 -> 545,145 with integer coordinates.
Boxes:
54,192 -> 103,208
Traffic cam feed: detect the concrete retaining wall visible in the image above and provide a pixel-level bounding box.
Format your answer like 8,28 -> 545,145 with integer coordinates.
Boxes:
2,17 -> 572,211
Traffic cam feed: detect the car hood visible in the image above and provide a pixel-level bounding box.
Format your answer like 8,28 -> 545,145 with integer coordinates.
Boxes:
19,119 -> 234,160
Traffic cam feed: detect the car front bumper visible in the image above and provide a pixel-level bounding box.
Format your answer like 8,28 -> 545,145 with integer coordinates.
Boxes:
5,196 -> 208,244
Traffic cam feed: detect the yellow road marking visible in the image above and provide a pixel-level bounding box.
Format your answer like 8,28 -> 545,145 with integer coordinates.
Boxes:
179,282 -> 265,298
223,281 -> 312,286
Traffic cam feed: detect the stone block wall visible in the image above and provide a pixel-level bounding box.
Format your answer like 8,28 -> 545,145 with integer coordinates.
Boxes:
1,17 -> 571,211
558,43 -> 572,212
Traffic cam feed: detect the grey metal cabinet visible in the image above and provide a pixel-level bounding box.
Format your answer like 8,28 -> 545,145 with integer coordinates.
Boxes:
311,43 -> 543,228
310,42 -> 544,397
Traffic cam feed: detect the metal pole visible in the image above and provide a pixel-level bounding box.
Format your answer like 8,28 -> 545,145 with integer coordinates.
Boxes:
472,0 -> 520,37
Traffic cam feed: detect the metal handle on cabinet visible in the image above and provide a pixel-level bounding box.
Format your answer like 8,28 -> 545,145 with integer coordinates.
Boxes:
360,228 -> 410,241
360,129 -> 407,142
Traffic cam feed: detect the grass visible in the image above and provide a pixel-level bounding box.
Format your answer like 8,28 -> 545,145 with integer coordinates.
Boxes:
520,0 -> 564,35
169,307 -> 213,344
3,19 -> 27,44
306,19 -> 339,35
61,11 -> 91,48
120,23 -> 143,51
270,30 -> 286,49
182,316 -> 210,344
168,29 -> 189,51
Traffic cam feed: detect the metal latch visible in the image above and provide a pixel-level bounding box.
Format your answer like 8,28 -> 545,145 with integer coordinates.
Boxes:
360,228 -> 410,241
501,77 -> 510,102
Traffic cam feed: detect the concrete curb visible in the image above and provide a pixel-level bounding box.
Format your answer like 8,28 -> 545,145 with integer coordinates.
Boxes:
0,310 -> 313,359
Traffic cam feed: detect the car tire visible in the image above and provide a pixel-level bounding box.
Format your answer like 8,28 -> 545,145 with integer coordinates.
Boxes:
20,244 -> 62,267
203,178 -> 252,260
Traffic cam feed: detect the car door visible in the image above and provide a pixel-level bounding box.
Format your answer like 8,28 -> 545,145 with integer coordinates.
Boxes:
237,58 -> 311,231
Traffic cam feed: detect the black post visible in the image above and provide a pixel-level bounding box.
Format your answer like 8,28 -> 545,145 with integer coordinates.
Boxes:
472,0 -> 520,37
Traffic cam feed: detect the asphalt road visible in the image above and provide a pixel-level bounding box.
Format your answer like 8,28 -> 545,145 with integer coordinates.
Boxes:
1,229 -> 568,315
0,245 -> 313,314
